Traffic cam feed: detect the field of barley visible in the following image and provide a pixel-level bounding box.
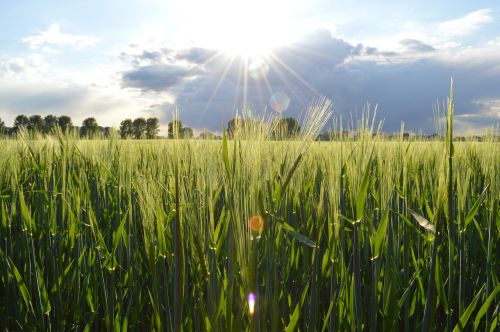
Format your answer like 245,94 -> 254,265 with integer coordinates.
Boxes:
0,105 -> 499,331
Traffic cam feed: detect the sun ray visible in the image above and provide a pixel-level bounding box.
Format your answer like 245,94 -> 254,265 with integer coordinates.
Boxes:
198,54 -> 237,125
231,56 -> 246,114
243,57 -> 249,110
264,54 -> 312,110
261,69 -> 276,101
268,52 -> 322,97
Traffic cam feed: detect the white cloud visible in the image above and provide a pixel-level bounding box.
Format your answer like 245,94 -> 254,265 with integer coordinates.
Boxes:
22,23 -> 102,50
454,99 -> 500,135
487,37 -> 500,46
354,9 -> 495,60
0,54 -> 49,80
438,9 -> 494,38
472,98 -> 500,118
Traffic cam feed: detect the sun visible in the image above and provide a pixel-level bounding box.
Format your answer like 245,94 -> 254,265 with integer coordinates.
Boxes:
213,23 -> 280,58
168,0 -> 321,118
174,0 -> 299,57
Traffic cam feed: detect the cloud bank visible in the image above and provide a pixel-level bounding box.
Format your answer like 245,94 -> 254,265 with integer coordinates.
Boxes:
1,10 -> 499,135
120,28 -> 500,134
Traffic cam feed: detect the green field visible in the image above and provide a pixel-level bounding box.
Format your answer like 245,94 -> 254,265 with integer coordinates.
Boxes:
0,109 -> 499,330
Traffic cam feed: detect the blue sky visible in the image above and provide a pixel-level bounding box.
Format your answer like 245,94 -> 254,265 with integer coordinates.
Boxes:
1,0 -> 499,134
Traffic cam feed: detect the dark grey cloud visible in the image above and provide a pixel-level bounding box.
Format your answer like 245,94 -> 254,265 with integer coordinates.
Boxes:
120,48 -> 174,68
122,64 -> 194,91
351,44 -> 398,58
121,29 -> 500,134
176,47 -> 219,64
141,50 -> 164,61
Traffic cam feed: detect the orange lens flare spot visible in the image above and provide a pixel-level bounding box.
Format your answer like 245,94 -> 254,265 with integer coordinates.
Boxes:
248,215 -> 264,232
269,91 -> 290,112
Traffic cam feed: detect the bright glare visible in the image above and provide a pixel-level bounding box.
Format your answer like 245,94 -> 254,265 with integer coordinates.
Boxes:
171,0 -> 299,57
247,293 -> 256,315
248,59 -> 269,80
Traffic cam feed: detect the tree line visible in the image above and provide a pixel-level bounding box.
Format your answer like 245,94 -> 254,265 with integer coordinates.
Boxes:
0,114 -> 74,136
0,114 -> 163,139
0,114 -> 304,140
227,117 -> 300,139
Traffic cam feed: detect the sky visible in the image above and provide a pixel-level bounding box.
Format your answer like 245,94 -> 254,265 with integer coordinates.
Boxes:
0,0 -> 499,135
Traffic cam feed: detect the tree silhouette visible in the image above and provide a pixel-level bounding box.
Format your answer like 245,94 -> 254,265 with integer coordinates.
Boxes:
132,118 -> 147,139
180,127 -> 193,139
226,117 -> 266,139
80,117 -> 99,138
283,117 -> 300,136
272,117 -> 300,139
0,118 -> 5,134
44,115 -> 59,134
227,118 -> 239,138
146,117 -> 160,139
28,115 -> 45,132
168,120 -> 183,139
58,115 -> 73,132
198,131 -> 215,140
103,127 -> 113,138
120,119 -> 134,138
14,115 -> 29,132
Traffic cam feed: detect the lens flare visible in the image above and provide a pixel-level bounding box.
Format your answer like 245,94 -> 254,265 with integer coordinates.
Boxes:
269,92 -> 290,112
248,215 -> 264,233
247,293 -> 256,315
249,59 -> 269,80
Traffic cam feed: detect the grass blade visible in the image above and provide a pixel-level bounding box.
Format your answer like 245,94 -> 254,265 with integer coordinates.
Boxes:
452,284 -> 485,332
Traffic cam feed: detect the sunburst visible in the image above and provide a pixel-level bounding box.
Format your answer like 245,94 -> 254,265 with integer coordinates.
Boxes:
173,0 -> 327,123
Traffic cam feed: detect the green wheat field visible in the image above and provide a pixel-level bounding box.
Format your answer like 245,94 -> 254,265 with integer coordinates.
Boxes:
0,98 -> 499,331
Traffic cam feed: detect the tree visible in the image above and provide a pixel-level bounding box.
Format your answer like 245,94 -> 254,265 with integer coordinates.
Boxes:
272,117 -> 300,140
119,119 -> 134,139
227,117 -> 265,139
14,115 -> 30,132
168,120 -> 183,139
44,114 -> 59,134
132,118 -> 147,139
180,127 -> 194,139
198,131 -> 215,140
227,118 -> 239,138
58,115 -> 73,132
146,117 -> 160,139
103,127 -> 114,138
283,117 -> 300,136
80,117 -> 99,138
0,118 -> 5,135
28,115 -> 45,133
316,131 -> 334,141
